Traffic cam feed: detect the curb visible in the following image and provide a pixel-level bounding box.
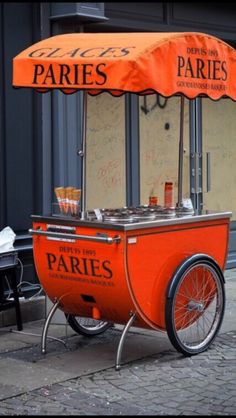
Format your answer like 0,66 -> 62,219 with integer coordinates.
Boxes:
0,296 -> 46,328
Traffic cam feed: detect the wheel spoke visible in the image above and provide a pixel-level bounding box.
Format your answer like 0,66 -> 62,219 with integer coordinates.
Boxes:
166,260 -> 225,355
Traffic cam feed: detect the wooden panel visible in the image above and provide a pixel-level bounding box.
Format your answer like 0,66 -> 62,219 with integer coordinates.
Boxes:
139,96 -> 190,207
86,93 -> 126,209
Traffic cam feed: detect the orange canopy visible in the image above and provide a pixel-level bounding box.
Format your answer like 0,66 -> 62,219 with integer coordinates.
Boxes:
12,31 -> 236,100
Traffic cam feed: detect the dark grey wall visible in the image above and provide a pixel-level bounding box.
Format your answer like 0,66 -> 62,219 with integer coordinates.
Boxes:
0,2 -> 43,285
0,3 -> 43,231
101,2 -> 236,44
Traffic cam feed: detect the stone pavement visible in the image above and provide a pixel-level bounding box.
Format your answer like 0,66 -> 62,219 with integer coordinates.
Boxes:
0,269 -> 236,415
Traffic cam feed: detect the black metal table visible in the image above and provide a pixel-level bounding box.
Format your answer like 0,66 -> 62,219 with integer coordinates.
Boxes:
0,250 -> 23,331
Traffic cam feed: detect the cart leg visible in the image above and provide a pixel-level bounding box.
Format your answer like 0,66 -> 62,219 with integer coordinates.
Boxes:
41,300 -> 60,354
115,312 -> 136,371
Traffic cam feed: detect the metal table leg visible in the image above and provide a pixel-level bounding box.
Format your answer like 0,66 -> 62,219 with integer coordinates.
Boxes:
115,312 -> 136,371
11,267 -> 23,331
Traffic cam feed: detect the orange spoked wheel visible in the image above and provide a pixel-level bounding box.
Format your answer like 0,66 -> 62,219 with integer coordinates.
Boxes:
65,314 -> 113,337
165,255 -> 225,356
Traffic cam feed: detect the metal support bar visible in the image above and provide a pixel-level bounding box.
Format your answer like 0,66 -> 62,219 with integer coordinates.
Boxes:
115,312 -> 136,371
176,96 -> 185,208
194,152 -> 200,194
41,300 -> 60,354
206,152 -> 211,192
81,91 -> 87,220
29,228 -> 121,244
190,152 -> 202,194
190,97 -> 203,210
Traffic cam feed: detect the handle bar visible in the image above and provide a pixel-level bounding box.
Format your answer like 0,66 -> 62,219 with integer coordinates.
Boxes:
29,228 -> 121,245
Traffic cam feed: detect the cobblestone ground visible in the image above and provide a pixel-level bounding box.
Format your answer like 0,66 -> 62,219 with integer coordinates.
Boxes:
0,329 -> 236,415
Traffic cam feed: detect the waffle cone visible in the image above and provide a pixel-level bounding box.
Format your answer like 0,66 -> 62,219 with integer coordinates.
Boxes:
54,186 -> 63,199
65,187 -> 74,214
54,187 -> 64,213
66,187 -> 74,214
60,187 -> 66,199
59,187 -> 66,213
72,189 -> 81,201
72,189 -> 81,215
65,186 -> 74,197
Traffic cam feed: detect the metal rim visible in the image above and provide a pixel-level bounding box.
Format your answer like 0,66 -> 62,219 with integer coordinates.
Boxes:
65,314 -> 112,336
73,317 -> 109,331
166,262 -> 225,355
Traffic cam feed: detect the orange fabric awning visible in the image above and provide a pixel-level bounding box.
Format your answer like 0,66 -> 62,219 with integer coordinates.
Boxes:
12,31 -> 236,100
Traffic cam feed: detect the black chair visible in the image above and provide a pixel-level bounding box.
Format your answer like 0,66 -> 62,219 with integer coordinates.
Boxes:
0,250 -> 23,331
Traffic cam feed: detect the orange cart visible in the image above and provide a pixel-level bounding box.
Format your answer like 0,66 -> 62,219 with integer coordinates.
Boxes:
12,32 -> 236,369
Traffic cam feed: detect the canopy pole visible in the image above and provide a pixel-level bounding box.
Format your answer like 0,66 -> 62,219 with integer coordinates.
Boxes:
80,91 -> 87,220
176,96 -> 185,209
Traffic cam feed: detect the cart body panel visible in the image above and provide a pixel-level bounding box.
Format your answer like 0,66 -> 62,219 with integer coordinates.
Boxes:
32,212 -> 230,330
32,220 -> 137,325
126,217 -> 230,330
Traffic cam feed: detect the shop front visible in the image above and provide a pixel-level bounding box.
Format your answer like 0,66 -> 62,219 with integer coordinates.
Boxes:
1,1 -> 236,311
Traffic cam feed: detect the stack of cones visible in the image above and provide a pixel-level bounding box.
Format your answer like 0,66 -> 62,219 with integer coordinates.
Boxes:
54,186 -> 81,216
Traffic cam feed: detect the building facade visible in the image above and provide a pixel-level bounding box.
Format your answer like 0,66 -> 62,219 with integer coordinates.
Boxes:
1,2 -> 236,294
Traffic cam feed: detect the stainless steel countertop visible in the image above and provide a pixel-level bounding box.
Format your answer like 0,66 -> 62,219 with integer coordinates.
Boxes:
31,210 -> 232,232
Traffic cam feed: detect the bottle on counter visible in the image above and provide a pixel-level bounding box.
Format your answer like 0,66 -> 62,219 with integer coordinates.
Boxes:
164,182 -> 174,208
149,188 -> 158,206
